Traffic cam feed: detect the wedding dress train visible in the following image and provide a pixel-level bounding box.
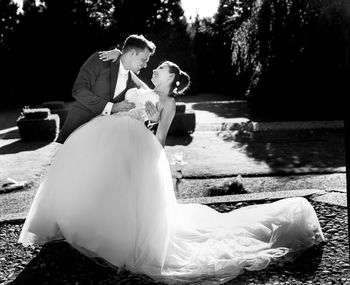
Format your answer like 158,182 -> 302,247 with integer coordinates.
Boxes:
19,89 -> 324,284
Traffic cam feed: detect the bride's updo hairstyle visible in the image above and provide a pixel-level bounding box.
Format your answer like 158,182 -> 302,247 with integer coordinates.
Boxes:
164,61 -> 190,97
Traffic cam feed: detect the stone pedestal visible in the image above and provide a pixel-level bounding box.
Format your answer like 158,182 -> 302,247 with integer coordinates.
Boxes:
42,101 -> 69,129
17,108 -> 59,141
168,102 -> 196,135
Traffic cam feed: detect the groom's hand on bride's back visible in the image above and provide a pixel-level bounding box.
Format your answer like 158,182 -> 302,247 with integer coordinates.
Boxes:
111,101 -> 135,114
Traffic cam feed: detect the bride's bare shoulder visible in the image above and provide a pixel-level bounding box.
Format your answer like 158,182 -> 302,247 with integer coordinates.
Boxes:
159,96 -> 176,112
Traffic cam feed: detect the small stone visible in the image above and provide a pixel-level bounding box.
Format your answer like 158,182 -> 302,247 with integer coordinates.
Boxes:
40,263 -> 46,268
326,228 -> 337,234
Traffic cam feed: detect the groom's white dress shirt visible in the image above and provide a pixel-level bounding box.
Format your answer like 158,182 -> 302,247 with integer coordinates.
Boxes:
102,61 -> 129,115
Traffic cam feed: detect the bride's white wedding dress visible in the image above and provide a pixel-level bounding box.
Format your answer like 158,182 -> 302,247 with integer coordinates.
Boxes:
19,88 -> 325,284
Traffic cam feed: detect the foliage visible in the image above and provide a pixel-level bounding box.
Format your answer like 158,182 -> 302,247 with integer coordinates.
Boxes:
0,0 -> 20,104
1,0 -> 348,118
189,17 -> 229,94
188,0 -> 252,97
0,0 -> 19,52
229,0 -> 348,120
1,0 -> 194,107
7,0 -> 115,105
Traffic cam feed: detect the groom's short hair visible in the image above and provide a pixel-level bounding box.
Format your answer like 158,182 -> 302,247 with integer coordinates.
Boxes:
122,34 -> 156,55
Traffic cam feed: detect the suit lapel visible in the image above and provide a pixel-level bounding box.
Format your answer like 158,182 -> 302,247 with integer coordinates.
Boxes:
110,60 -> 120,99
110,59 -> 139,103
111,73 -> 135,103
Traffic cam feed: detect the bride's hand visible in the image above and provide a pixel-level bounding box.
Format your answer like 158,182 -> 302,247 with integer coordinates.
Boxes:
98,48 -> 122,62
146,101 -> 160,123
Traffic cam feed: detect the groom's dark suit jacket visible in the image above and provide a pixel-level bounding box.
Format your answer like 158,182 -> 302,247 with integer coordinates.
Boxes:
57,52 -> 139,143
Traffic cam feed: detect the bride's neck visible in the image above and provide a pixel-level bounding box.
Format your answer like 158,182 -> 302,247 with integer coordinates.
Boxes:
154,85 -> 170,97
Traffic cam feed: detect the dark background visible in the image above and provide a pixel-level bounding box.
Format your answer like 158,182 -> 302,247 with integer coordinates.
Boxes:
0,0 -> 349,121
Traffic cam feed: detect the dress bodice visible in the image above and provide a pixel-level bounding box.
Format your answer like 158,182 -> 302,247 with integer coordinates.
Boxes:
112,88 -> 159,122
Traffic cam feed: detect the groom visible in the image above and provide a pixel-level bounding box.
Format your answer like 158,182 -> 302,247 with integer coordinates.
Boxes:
57,34 -> 158,144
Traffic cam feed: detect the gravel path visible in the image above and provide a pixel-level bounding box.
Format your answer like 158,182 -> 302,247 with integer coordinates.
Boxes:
1,199 -> 349,285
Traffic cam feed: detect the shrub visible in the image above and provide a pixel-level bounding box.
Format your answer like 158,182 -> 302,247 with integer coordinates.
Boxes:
206,176 -> 246,196
42,101 -> 65,110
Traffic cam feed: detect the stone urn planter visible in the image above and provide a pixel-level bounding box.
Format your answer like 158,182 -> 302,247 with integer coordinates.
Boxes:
42,101 -> 69,129
168,102 -> 196,135
17,107 -> 59,141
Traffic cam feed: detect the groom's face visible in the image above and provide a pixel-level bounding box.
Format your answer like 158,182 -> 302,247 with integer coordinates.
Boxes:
130,48 -> 151,74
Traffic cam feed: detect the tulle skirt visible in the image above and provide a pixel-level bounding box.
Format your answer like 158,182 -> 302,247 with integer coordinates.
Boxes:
19,115 -> 325,284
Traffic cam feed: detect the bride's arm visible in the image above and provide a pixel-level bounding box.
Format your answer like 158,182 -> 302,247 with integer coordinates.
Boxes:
155,100 -> 176,147
98,48 -> 121,62
130,72 -> 151,90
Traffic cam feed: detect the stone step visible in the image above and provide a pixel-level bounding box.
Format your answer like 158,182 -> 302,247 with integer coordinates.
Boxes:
178,189 -> 328,205
173,173 -> 346,200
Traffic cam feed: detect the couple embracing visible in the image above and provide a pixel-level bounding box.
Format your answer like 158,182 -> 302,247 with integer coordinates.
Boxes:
57,34 -> 189,147
19,34 -> 324,284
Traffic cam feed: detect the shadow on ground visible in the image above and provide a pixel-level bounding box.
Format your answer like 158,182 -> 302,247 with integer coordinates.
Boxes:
11,240 -> 325,285
0,129 -> 20,140
12,240 -> 157,284
0,109 -> 20,130
178,93 -> 239,103
220,129 -> 345,172
0,140 -> 52,155
166,135 -> 193,146
191,102 -> 249,119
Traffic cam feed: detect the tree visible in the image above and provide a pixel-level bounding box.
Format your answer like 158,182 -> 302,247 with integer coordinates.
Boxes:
10,0 -> 114,105
108,0 -> 185,44
189,16 -> 219,93
188,0 -> 248,96
0,0 -> 20,106
0,0 -> 19,52
230,0 -> 348,120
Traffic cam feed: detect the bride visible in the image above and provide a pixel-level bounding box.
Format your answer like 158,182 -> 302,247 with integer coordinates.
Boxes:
18,58 -> 324,284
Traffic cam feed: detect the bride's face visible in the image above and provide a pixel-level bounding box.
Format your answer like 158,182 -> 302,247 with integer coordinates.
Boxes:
151,63 -> 174,88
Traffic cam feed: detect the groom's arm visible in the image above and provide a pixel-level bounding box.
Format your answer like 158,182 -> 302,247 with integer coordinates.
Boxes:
72,53 -> 109,115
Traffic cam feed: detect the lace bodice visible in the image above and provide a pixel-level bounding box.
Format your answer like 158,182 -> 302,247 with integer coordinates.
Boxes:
112,88 -> 159,122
